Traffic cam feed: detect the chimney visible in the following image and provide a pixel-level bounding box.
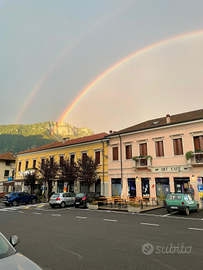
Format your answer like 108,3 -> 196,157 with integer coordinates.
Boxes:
109,130 -> 113,134
63,137 -> 70,143
166,114 -> 170,124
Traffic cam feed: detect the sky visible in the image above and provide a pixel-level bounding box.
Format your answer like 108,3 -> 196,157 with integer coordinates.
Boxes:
1,0 -> 203,133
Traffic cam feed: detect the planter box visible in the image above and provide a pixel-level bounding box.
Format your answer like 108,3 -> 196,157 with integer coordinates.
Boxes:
88,204 -> 98,210
127,205 -> 141,213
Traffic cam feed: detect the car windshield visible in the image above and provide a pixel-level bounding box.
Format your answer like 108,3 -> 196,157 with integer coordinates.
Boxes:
0,234 -> 16,259
76,193 -> 85,198
51,194 -> 60,198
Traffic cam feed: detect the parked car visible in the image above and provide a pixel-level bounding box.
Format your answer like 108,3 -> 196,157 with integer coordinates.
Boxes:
3,192 -> 38,206
0,232 -> 43,270
165,193 -> 199,215
74,192 -> 107,208
49,192 -> 75,208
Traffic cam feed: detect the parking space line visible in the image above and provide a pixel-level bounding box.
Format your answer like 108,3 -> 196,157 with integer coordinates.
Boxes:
33,212 -> 42,215
18,211 -> 24,213
189,228 -> 203,231
162,211 -> 178,217
103,219 -> 117,222
52,214 -> 61,217
141,222 -> 159,227
76,216 -> 87,219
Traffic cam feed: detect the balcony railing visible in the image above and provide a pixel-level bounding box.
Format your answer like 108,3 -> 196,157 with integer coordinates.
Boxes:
133,157 -> 152,170
187,152 -> 203,166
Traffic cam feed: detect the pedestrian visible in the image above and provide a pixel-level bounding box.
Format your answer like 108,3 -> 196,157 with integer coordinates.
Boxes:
188,185 -> 194,199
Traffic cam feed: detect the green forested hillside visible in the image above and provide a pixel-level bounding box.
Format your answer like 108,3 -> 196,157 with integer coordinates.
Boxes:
0,121 -> 94,154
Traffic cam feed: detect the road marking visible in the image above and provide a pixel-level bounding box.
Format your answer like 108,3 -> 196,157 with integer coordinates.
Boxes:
33,212 -> 42,215
141,222 -> 159,227
52,214 -> 61,217
189,228 -> 203,231
76,216 -> 87,219
162,211 -> 178,217
18,211 -> 24,213
103,219 -> 117,222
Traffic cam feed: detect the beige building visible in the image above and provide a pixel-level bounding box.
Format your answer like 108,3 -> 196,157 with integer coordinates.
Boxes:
0,152 -> 16,193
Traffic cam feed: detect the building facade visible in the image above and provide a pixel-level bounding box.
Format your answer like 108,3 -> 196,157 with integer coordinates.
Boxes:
0,152 -> 16,193
15,133 -> 109,196
107,109 -> 203,205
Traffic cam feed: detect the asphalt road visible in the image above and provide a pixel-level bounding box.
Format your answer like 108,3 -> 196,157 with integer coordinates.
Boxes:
1,204 -> 203,270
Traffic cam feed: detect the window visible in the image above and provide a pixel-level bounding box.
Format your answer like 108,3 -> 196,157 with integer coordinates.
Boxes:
4,170 -> 9,177
59,156 -> 64,167
125,145 -> 132,160
173,138 -> 183,155
70,154 -> 75,164
25,160 -> 29,170
50,157 -> 54,168
5,160 -> 10,166
82,152 -> 87,163
139,143 -> 147,156
112,146 -> 118,161
33,159 -> 36,169
41,158 -> 45,169
194,136 -> 203,151
18,161 -> 21,172
95,151 -> 100,164
155,141 -> 164,157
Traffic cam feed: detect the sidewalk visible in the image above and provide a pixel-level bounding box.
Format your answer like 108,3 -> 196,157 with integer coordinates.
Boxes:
98,204 -> 164,212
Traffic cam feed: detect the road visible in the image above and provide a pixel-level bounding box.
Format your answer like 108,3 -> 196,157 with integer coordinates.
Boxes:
1,204 -> 203,270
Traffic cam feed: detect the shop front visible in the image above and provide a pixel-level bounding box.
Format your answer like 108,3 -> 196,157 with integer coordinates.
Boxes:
155,178 -> 170,198
174,177 -> 190,193
141,178 -> 150,197
111,178 -> 121,196
128,178 -> 136,197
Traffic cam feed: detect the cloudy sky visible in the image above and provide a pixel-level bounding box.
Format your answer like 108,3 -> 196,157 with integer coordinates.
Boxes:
1,0 -> 203,133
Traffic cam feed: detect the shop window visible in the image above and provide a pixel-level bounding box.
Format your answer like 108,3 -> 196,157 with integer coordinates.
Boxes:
112,147 -> 118,161
95,151 -> 100,164
111,178 -> 121,196
173,138 -> 183,155
193,136 -> 203,151
155,141 -> 164,157
125,145 -> 132,160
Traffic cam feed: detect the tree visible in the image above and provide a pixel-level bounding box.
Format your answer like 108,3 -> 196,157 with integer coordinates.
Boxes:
77,155 -> 99,191
60,158 -> 78,192
23,170 -> 38,195
38,158 -> 59,198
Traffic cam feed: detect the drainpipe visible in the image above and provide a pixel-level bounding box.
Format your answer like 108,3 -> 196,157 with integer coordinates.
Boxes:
101,140 -> 105,195
119,134 -> 123,191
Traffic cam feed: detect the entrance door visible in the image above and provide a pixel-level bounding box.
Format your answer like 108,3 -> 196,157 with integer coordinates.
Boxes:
174,177 -> 190,193
141,178 -> 150,197
128,178 -> 136,197
155,178 -> 170,198
95,179 -> 101,194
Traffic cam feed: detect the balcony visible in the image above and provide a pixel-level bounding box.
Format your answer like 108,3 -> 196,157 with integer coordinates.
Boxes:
132,156 -> 152,170
187,152 -> 203,167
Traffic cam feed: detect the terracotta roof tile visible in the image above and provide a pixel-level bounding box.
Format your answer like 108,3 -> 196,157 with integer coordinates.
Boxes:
111,108 -> 203,135
0,152 -> 16,160
16,132 -> 108,155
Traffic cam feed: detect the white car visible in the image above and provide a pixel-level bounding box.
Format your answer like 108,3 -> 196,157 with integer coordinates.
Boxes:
0,232 -> 43,270
49,192 -> 75,208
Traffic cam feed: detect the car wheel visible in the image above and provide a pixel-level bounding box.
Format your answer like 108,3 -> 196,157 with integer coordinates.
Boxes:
12,200 -> 18,206
186,207 -> 190,216
196,204 -> 199,212
60,202 -> 66,208
31,198 -> 37,204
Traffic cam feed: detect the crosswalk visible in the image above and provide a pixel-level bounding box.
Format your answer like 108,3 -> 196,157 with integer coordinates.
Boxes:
0,203 -> 49,212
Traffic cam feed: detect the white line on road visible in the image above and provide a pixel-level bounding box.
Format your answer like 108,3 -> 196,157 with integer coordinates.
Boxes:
103,219 -> 117,222
76,216 -> 87,219
18,211 -> 24,214
33,212 -> 42,215
141,222 -> 159,227
52,214 -> 61,217
162,211 -> 178,217
189,228 -> 203,231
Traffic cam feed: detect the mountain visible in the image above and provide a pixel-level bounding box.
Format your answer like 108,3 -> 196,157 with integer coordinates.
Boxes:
0,122 -> 94,154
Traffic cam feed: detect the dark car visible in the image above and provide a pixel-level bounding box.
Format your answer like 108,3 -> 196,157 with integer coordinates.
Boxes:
3,192 -> 38,206
74,192 -> 107,208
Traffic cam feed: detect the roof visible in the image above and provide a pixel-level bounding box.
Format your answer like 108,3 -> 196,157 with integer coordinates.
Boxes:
110,108 -> 203,136
0,152 -> 16,161
16,132 -> 108,155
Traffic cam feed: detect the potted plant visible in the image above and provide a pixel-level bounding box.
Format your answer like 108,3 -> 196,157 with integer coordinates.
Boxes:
185,151 -> 193,160
88,200 -> 98,210
127,201 -> 141,213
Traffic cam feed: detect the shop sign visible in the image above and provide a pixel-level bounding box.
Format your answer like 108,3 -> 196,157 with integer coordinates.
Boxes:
151,166 -> 190,173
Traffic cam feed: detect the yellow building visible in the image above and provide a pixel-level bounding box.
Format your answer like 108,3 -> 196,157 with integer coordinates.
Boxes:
15,133 -> 109,196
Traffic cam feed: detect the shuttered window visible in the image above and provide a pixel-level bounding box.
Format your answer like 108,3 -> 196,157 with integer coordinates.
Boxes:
125,145 -> 132,159
113,147 -> 118,161
95,151 -> 100,164
173,138 -> 183,155
59,156 -> 64,167
194,136 -> 203,151
139,143 -> 147,156
155,141 -> 164,157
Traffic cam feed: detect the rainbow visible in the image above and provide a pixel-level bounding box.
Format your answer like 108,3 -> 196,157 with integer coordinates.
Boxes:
58,30 -> 203,123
